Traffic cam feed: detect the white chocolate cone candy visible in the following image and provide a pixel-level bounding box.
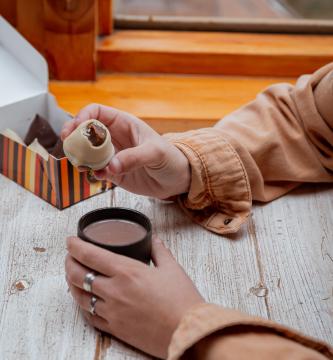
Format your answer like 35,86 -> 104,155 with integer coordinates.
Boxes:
63,120 -> 115,170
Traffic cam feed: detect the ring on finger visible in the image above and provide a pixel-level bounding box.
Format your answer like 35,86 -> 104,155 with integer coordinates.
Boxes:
83,272 -> 96,293
90,295 -> 98,315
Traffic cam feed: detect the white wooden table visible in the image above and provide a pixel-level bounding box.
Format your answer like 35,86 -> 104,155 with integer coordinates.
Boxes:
0,174 -> 332,359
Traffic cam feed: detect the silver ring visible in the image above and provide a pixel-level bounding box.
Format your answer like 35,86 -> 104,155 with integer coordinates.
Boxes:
89,296 -> 97,315
83,272 -> 95,293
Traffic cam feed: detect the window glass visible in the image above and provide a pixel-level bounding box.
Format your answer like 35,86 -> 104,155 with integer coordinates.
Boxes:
114,0 -> 333,20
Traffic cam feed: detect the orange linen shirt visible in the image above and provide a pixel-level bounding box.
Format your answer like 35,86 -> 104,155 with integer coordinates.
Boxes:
166,63 -> 333,359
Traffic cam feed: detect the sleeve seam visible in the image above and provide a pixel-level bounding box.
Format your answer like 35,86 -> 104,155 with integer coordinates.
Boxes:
174,136 -> 252,205
173,140 -> 215,204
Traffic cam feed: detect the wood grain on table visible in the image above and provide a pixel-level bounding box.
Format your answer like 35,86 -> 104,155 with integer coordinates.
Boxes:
0,175 -> 332,359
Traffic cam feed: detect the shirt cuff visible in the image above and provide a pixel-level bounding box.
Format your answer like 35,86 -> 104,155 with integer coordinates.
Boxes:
165,128 -> 252,234
167,303 -> 333,360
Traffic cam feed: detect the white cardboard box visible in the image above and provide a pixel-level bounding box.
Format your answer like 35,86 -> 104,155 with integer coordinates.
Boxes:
0,16 -> 111,209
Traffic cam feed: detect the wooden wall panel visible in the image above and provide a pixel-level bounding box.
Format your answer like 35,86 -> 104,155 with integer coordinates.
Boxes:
43,0 -> 96,80
1,0 -> 97,80
0,1 -> 17,27
98,0 -> 113,35
16,0 -> 44,54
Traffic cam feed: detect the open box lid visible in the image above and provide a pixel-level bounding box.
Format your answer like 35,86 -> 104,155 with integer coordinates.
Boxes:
0,16 -> 48,108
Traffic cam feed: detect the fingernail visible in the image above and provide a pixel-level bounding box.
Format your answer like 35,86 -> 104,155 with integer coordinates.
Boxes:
110,157 -> 122,174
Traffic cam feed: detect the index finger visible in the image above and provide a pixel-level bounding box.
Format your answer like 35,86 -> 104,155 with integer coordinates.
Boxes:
61,116 -> 82,140
61,103 -> 121,140
66,236 -> 144,277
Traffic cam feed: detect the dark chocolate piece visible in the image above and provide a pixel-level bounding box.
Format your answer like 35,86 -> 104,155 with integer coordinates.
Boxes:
50,139 -> 65,159
24,114 -> 58,152
85,123 -> 106,147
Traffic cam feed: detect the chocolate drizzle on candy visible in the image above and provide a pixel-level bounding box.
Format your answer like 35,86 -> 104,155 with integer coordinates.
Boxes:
63,119 -> 115,170
84,122 -> 107,147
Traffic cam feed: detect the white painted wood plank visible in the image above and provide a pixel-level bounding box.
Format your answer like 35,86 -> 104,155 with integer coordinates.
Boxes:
114,186 -> 333,346
251,184 -> 333,344
1,175 -> 331,360
103,187 -> 268,359
115,188 -> 265,300
0,175 -> 112,360
112,188 -> 267,314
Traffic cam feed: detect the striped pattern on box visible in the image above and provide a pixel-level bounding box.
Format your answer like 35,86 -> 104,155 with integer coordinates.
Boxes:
0,134 -> 112,209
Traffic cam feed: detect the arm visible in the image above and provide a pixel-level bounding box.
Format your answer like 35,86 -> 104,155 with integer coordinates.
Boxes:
168,303 -> 332,360
61,64 -> 333,234
65,237 -> 333,359
166,63 -> 333,234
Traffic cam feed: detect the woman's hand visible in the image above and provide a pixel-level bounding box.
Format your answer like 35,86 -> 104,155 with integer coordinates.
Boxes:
65,236 -> 204,358
61,104 -> 191,199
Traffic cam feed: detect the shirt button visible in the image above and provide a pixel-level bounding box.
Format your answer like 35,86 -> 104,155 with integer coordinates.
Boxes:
224,218 -> 232,225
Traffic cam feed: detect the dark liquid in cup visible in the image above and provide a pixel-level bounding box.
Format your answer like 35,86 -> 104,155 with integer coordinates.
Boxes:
82,219 -> 147,246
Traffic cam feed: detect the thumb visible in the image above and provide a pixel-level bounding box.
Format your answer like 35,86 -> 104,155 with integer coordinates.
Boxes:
109,142 -> 164,175
151,236 -> 176,267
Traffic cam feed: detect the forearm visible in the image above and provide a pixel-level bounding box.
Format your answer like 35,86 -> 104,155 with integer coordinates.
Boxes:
168,304 -> 333,360
214,63 -> 333,201
166,63 -> 333,234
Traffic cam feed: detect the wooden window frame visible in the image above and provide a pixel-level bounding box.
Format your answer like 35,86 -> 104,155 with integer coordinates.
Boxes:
114,15 -> 333,34
111,0 -> 333,34
1,1 -> 333,79
96,1 -> 333,78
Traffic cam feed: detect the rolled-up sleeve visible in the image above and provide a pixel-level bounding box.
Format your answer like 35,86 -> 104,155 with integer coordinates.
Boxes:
168,304 -> 333,360
167,128 -> 252,234
166,63 -> 333,234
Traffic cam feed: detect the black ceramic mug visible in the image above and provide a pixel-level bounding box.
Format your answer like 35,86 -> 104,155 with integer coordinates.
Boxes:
78,207 -> 152,264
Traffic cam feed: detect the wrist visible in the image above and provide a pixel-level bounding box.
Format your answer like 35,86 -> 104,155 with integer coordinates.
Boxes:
161,142 -> 191,199
162,134 -> 191,196
174,146 -> 191,195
